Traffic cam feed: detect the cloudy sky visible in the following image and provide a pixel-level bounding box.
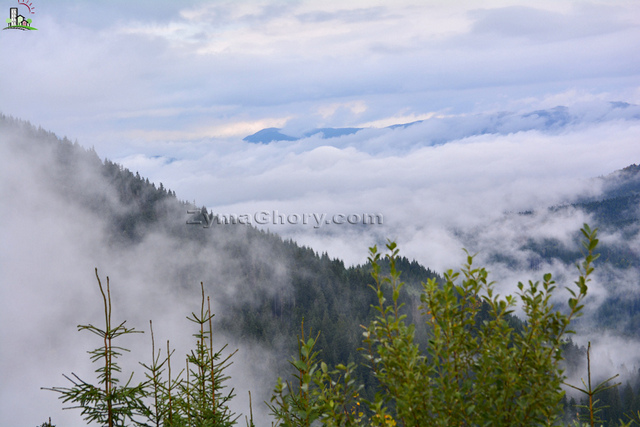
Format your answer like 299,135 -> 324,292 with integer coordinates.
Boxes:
2,0 -> 639,267
1,0 -> 640,425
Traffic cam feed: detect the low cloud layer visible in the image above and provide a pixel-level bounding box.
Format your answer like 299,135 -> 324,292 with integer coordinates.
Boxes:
122,101 -> 639,270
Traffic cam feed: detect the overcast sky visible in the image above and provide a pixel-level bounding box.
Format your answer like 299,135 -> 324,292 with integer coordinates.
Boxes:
1,0 -> 640,425
2,0 -> 639,151
2,0 -> 638,265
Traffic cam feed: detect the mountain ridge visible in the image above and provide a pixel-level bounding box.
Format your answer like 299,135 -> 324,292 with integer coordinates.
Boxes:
243,101 -> 640,144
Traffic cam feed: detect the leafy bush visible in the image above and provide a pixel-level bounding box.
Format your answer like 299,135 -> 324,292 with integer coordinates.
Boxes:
269,224 -> 600,426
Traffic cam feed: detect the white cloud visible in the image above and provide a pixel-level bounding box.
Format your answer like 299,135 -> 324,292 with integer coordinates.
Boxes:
113,105 -> 638,268
4,0 -> 638,155
317,100 -> 367,119
126,116 -> 292,140
357,111 -> 438,128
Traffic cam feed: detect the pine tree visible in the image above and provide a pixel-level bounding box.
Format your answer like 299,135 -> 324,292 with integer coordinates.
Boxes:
44,269 -> 147,426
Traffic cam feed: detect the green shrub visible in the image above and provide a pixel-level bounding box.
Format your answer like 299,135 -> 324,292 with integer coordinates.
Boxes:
269,224 -> 600,426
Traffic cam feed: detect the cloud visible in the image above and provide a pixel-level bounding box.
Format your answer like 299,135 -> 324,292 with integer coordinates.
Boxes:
127,116 -> 292,140
1,1 -> 640,424
116,102 -> 638,270
356,111 -> 437,128
469,3 -> 636,43
317,100 -> 367,119
3,0 -> 638,159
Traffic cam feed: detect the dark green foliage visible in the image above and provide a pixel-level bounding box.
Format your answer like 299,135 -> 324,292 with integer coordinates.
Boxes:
267,322 -> 363,427
138,321 -> 181,427
218,243 -> 442,403
566,342 -> 622,426
566,367 -> 640,426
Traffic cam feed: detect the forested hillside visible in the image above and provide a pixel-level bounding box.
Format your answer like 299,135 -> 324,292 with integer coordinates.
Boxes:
3,114 -> 640,425
2,116 -> 433,374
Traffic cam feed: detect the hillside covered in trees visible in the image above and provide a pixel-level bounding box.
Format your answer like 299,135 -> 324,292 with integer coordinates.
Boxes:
2,114 -> 640,425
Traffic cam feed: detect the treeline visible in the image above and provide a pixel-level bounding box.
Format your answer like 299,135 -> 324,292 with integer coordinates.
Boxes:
1,113 -> 190,244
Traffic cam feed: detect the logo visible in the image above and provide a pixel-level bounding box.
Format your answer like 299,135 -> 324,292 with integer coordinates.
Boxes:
3,0 -> 36,31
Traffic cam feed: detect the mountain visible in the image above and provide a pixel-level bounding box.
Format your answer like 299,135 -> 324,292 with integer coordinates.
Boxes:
243,126 -> 362,143
243,102 -> 640,145
517,164 -> 640,269
574,165 -> 640,335
243,127 -> 298,143
582,164 -> 640,228
484,163 -> 640,337
3,114 -> 640,425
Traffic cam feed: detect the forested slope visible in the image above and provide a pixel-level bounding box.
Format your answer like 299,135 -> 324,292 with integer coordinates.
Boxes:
4,114 -> 640,425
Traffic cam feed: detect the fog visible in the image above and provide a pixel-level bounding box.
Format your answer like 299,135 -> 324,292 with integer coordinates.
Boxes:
1,0 -> 640,424
0,124 -> 282,426
138,102 -> 639,272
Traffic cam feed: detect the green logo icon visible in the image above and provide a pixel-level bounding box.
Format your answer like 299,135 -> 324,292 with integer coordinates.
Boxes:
3,1 -> 37,31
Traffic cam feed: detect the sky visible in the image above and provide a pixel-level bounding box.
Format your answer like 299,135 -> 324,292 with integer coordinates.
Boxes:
1,0 -> 640,425
1,0 -> 638,266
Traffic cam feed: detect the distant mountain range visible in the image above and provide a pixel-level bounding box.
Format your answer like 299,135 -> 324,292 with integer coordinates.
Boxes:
243,127 -> 362,143
243,102 -> 640,144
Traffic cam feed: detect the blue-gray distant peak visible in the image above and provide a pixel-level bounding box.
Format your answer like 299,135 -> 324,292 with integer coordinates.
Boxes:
244,127 -> 363,143
243,128 -> 298,143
